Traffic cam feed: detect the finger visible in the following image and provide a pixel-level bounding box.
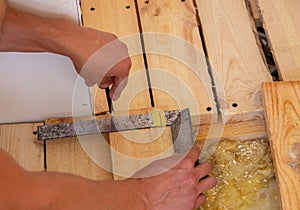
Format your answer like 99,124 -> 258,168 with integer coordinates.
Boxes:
194,162 -> 212,180
177,145 -> 201,169
110,77 -> 128,101
195,194 -> 207,208
197,175 -> 217,194
98,77 -> 113,89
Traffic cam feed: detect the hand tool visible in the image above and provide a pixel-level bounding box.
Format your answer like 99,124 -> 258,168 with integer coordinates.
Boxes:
37,108 -> 195,154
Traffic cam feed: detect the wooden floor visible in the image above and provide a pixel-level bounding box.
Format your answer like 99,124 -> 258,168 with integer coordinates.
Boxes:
1,0 -> 300,208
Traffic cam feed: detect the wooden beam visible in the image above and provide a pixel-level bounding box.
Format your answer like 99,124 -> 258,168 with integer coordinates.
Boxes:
263,81 -> 300,209
0,123 -> 44,171
257,0 -> 300,81
197,0 -> 272,122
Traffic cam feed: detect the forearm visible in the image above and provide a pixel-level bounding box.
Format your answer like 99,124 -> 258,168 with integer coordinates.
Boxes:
0,149 -> 146,209
0,6 -> 75,54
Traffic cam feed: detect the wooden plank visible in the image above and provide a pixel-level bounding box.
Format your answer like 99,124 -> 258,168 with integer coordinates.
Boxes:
137,0 -> 216,120
257,0 -> 300,81
81,0 -> 160,180
263,81 -> 300,209
197,0 -> 272,122
196,119 -> 267,143
0,123 -> 44,171
46,117 -> 113,180
81,0 -> 151,114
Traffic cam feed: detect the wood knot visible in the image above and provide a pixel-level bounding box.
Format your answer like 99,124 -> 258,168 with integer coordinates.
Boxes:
153,7 -> 161,16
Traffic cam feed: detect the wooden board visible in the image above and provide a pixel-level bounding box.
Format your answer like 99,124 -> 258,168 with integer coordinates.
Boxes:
81,0 -> 170,180
137,0 -> 216,121
81,0 -> 151,114
197,0 -> 272,122
45,118 -> 113,180
257,0 -> 300,81
0,123 -> 44,171
263,81 -> 300,209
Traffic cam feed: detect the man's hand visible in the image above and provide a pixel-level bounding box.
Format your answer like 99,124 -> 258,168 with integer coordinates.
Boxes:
0,6 -> 131,100
68,28 -> 132,101
133,145 -> 217,210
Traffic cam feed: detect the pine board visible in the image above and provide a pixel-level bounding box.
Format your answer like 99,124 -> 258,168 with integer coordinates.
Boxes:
257,0 -> 300,81
263,81 -> 300,209
45,118 -> 113,180
0,123 -> 44,171
197,0 -> 272,122
81,0 -> 151,114
137,0 -> 216,121
81,0 -> 172,180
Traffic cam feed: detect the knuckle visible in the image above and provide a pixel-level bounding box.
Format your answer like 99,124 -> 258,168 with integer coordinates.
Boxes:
183,157 -> 195,168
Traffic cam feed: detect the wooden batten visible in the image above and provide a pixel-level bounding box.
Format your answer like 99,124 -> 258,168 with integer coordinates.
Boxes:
257,0 -> 300,81
0,123 -> 44,171
263,81 -> 300,209
196,0 -> 272,123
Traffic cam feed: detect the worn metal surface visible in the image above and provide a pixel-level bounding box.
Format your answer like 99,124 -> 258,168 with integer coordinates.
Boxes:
38,110 -> 181,140
171,109 -> 194,154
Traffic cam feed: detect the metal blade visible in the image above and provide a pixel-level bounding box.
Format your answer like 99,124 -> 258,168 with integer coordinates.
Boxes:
171,109 -> 194,154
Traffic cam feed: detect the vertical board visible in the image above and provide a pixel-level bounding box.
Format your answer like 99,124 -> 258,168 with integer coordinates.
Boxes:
81,0 -> 168,179
257,0 -> 300,81
81,0 -> 151,113
263,81 -> 300,209
0,123 -> 44,171
46,118 -> 113,180
197,0 -> 272,122
137,0 -> 216,121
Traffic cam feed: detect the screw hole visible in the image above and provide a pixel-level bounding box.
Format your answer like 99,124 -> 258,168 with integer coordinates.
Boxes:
145,0 -> 149,4
181,0 -> 185,2
125,5 -> 130,9
232,103 -> 238,108
33,131 -> 37,135
206,107 -> 212,112
90,7 -> 95,11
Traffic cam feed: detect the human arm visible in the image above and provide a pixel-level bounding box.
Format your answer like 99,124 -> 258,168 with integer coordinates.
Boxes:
0,145 -> 215,210
0,3 -> 131,100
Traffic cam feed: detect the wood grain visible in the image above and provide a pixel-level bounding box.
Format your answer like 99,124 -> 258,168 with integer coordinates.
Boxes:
137,0 -> 216,119
263,81 -> 300,209
80,0 -> 151,114
197,0 -> 272,122
257,0 -> 300,81
0,123 -> 44,171
45,116 -> 113,180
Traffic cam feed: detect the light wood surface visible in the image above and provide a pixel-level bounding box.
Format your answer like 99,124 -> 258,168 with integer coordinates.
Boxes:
45,116 -> 113,180
197,0 -> 272,122
0,123 -> 44,171
196,119 -> 267,143
257,0 -> 300,81
81,0 -> 169,180
263,81 -> 300,209
137,0 -> 216,119
81,0 -> 151,114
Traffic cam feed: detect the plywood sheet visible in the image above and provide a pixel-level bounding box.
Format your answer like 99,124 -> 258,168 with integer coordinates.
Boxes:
263,81 -> 300,209
137,0 -> 216,120
0,123 -> 44,171
197,0 -> 272,122
257,0 -> 300,81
